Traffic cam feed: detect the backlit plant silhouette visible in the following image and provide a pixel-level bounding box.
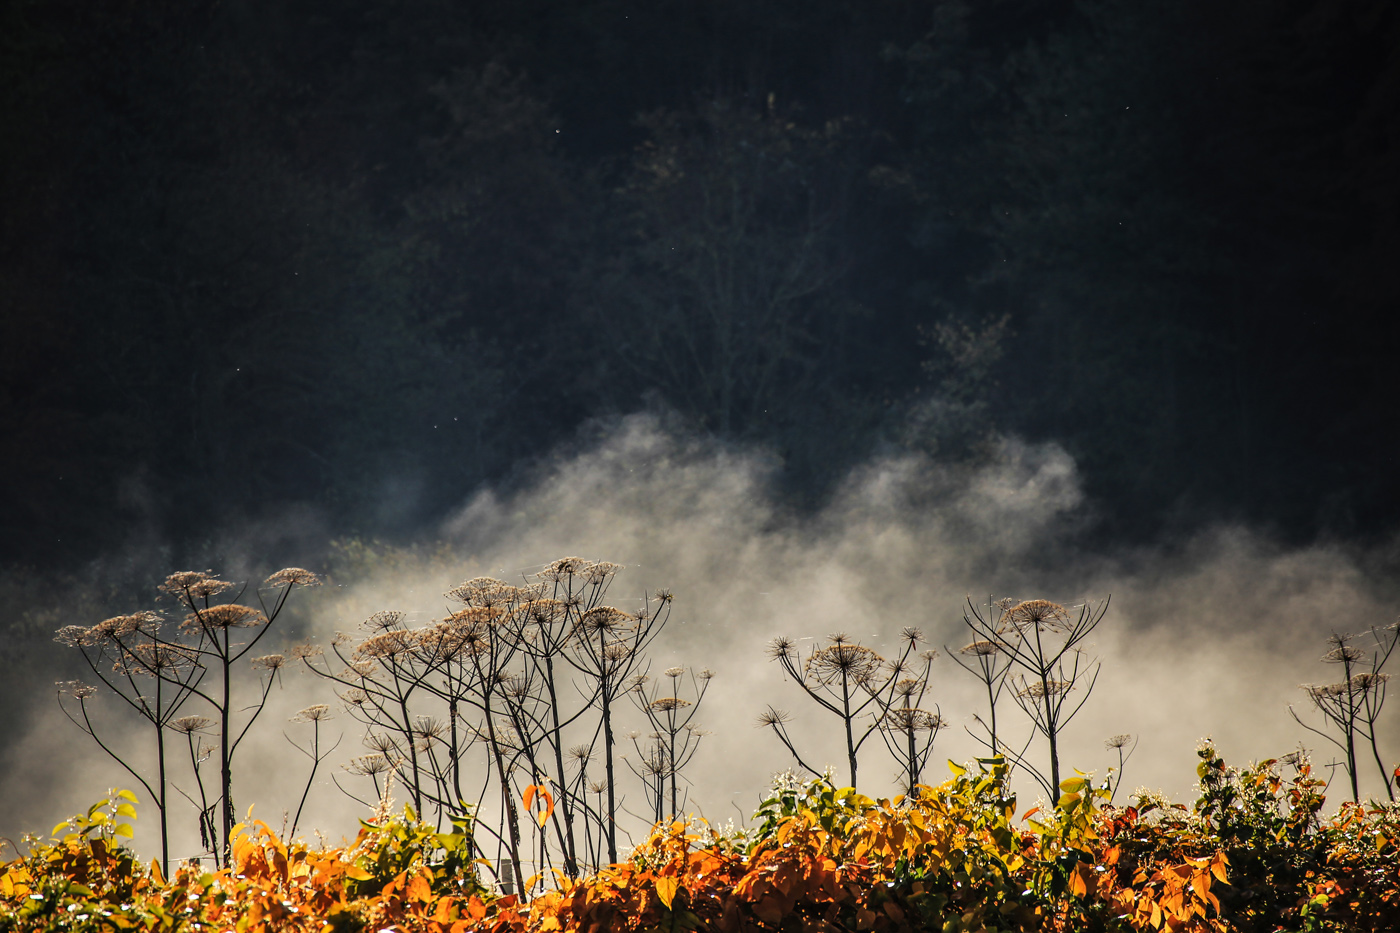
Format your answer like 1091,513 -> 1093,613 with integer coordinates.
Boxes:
54,567 -> 322,871
958,597 -> 1108,799
1290,622 -> 1398,802
763,628 -> 938,790
295,557 -> 681,893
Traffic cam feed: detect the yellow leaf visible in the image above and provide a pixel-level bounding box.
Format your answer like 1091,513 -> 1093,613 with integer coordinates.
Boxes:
656,876 -> 679,909
116,803 -> 138,819
116,789 -> 138,803
114,823 -> 134,839
947,760 -> 967,777
344,865 -> 374,881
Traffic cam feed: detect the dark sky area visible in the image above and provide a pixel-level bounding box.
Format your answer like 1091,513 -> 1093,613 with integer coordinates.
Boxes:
4,0 -> 1399,572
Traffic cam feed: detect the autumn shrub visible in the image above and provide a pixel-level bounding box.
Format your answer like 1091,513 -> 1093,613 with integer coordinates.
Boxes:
4,748 -> 1400,933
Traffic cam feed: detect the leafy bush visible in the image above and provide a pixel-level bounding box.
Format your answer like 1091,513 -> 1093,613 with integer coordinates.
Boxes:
4,750 -> 1399,933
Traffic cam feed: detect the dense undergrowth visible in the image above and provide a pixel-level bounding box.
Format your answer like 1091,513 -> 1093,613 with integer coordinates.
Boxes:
4,744 -> 1398,933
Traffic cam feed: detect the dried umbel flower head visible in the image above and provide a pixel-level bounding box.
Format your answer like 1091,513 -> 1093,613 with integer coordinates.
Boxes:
180,604 -> 267,634
54,625 -> 94,647
355,629 -> 419,661
652,589 -> 674,604
664,666 -> 685,678
602,641 -> 633,662
365,733 -> 403,756
586,561 -> 623,584
1016,679 -> 1073,699
340,688 -> 369,707
880,708 -> 946,733
90,611 -> 163,642
250,654 -> 285,671
894,678 -> 922,699
159,571 -> 235,601
567,744 -> 592,765
172,715 -> 215,734
698,668 -> 715,681
112,642 -> 197,676
1322,644 -> 1367,664
264,568 -> 322,588
1105,733 -> 1133,750
363,610 -> 406,632
579,606 -> 634,636
766,636 -> 796,660
291,704 -> 332,723
446,577 -> 516,607
998,599 -> 1072,634
650,697 -> 691,712
537,557 -> 594,582
56,680 -> 97,700
805,642 -> 885,687
900,627 -> 924,645
289,643 -> 323,660
344,754 -> 395,777
960,640 -> 1001,657
757,706 -> 792,728
414,716 -> 447,741
1348,671 -> 1390,691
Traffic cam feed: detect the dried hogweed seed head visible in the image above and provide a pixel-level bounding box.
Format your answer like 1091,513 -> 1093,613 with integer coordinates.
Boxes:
56,680 -> 97,699
250,654 -> 285,671
664,666 -> 685,678
264,568 -> 322,588
363,610 -> 406,632
998,599 -> 1072,634
1349,671 -> 1390,691
579,606 -> 634,635
650,697 -> 691,712
181,604 -> 266,634
355,629 -> 418,660
756,706 -> 791,727
602,641 -> 633,662
766,636 -> 796,659
698,668 -> 715,681
586,561 -> 622,584
900,626 -> 924,644
1016,679 -> 1073,699
290,643 -> 323,660
1105,734 -> 1133,750
805,642 -> 885,686
344,754 -> 394,777
652,589 -> 674,604
159,571 -> 234,601
1322,644 -> 1366,663
291,704 -> 332,723
172,715 -> 215,734
55,625 -> 93,647
880,708 -> 946,732
537,557 -> 594,582
961,640 -> 1001,657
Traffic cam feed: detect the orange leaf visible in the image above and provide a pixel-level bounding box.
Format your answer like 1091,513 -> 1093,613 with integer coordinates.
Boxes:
522,784 -> 556,827
656,876 -> 679,909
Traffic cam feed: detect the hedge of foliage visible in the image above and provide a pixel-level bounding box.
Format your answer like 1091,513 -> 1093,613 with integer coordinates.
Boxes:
3,745 -> 1398,933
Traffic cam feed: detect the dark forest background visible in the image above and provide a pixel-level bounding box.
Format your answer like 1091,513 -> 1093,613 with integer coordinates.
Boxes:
4,0 -> 1399,573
